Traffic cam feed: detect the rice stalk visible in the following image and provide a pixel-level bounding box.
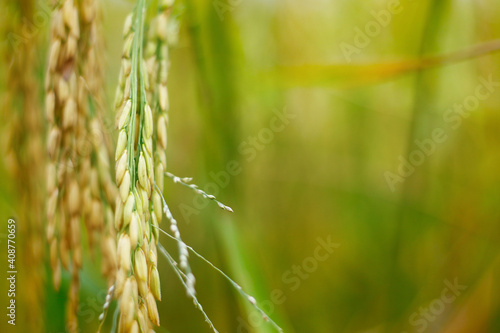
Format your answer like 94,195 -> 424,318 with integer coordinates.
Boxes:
45,0 -> 81,299
111,2 -> 282,332
113,1 -> 162,331
2,1 -> 45,331
45,0 -> 116,331
146,0 -> 201,308
78,0 -> 118,285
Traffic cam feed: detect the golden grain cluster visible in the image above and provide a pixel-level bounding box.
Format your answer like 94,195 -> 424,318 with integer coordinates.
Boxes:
112,1 -> 175,330
45,0 -> 116,331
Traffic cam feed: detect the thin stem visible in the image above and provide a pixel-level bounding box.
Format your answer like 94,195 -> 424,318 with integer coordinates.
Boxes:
136,1 -> 147,163
96,284 -> 115,333
158,243 -> 220,333
155,225 -> 283,333
127,0 -> 146,190
165,171 -> 233,212
154,182 -> 196,296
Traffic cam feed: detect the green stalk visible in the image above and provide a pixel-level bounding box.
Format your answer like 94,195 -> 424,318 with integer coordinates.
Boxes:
127,0 -> 146,191
137,0 -> 147,162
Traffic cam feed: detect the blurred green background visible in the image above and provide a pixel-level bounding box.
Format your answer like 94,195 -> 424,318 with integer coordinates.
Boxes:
2,0 -> 500,332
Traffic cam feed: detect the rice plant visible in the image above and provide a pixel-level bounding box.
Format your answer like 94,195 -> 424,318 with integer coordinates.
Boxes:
45,0 -> 116,331
109,1 -> 281,332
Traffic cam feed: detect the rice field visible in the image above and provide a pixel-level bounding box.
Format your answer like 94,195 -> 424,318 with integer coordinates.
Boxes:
1,0 -> 500,332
